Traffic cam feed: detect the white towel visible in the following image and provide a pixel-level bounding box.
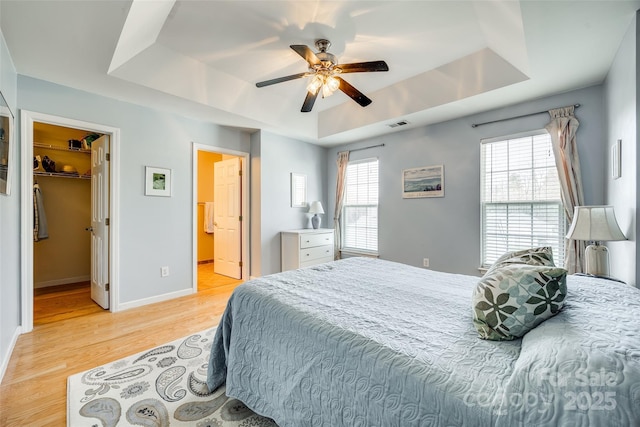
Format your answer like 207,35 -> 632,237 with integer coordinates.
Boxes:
204,202 -> 215,234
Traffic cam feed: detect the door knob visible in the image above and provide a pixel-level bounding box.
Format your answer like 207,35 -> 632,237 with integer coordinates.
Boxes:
85,226 -> 93,232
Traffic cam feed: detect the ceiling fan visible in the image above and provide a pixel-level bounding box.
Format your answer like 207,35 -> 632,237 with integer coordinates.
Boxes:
256,39 -> 389,112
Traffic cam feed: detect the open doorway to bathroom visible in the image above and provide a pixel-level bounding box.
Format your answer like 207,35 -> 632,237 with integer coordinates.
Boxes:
193,143 -> 250,293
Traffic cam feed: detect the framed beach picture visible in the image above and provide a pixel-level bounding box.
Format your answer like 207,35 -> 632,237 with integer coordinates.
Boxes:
402,164 -> 444,198
145,166 -> 172,197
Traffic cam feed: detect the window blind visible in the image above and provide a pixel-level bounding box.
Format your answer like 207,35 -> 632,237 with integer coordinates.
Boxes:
481,132 -> 565,267
342,158 -> 379,253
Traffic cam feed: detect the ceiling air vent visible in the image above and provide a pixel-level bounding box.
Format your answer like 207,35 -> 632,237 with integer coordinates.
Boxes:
387,120 -> 410,128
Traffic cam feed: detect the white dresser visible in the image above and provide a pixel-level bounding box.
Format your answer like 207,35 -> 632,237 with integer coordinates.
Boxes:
281,229 -> 334,271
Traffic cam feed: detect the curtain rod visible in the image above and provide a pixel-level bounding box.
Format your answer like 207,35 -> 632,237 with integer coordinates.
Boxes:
471,104 -> 580,128
342,143 -> 385,154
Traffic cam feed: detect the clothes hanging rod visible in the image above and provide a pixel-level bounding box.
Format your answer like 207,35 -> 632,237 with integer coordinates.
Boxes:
471,104 -> 580,128
343,143 -> 385,154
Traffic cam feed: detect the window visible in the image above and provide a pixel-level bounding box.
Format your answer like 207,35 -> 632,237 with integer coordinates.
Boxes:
342,158 -> 379,253
481,131 -> 565,268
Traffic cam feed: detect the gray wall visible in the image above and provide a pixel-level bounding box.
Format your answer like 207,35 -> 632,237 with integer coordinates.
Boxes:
0,28 -> 19,381
18,76 -> 252,304
253,130 -> 328,276
604,11 -> 638,286
328,85 -> 607,277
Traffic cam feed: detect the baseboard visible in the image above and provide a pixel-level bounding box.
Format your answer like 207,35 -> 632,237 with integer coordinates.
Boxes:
0,325 -> 22,385
34,275 -> 91,289
197,259 -> 214,265
117,287 -> 195,312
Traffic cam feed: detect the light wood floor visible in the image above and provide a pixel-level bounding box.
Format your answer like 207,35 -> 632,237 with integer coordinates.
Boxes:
0,266 -> 243,427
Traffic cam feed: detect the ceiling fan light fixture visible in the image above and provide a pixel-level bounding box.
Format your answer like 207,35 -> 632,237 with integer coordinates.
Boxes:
321,82 -> 334,98
321,75 -> 340,97
307,75 -> 323,94
326,75 -> 339,91
307,73 -> 340,97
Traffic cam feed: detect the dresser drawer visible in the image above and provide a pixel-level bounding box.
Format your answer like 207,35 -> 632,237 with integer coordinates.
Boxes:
300,245 -> 334,262
300,232 -> 334,249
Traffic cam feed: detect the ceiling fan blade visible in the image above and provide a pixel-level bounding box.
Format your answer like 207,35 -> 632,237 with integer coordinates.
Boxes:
339,61 -> 389,73
337,77 -> 372,107
256,72 -> 307,88
301,90 -> 319,112
290,45 -> 321,66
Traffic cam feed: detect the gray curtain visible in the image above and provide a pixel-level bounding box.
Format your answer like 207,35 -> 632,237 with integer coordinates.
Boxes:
545,105 -> 585,273
333,151 -> 350,259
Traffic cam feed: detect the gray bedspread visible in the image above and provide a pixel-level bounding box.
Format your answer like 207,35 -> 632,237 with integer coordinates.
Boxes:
207,257 -> 640,426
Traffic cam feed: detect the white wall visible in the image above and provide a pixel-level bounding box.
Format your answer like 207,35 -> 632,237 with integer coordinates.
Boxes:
604,11 -> 637,287
328,85 -> 607,276
17,76 -> 252,304
0,27 -> 19,382
253,131 -> 328,276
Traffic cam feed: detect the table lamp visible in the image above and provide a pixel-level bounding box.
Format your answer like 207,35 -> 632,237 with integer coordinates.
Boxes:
566,205 -> 626,276
308,201 -> 324,229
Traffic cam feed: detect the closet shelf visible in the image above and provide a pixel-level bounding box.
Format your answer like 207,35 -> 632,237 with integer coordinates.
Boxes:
34,142 -> 91,154
34,171 -> 91,180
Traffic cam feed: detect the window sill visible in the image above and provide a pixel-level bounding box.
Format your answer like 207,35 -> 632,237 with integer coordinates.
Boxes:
340,250 -> 379,259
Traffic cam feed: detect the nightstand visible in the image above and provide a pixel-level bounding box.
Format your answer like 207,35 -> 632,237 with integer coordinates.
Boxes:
281,229 -> 334,271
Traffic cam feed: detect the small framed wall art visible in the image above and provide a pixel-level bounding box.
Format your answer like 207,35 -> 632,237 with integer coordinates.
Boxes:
402,164 -> 444,198
145,166 -> 172,197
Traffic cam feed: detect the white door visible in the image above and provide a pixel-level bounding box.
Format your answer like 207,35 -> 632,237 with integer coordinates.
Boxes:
214,157 -> 242,279
90,135 -> 110,309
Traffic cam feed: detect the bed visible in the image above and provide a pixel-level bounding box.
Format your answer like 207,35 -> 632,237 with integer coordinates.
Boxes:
207,257 -> 640,426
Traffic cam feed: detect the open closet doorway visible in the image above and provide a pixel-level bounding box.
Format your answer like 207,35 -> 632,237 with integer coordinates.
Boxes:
21,111 -> 120,333
192,143 -> 249,293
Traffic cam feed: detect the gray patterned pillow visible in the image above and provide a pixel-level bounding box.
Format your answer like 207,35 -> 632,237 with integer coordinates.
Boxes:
489,246 -> 556,271
473,264 -> 567,341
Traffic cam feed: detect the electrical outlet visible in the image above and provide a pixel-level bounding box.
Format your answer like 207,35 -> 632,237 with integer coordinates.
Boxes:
423,258 -> 430,268
161,266 -> 170,277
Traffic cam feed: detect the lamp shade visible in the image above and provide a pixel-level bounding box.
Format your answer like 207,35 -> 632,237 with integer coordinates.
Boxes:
308,201 -> 324,215
566,206 -> 626,242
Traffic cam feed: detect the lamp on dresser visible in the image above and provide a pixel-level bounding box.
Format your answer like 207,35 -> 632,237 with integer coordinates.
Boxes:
566,205 -> 627,277
308,201 -> 324,229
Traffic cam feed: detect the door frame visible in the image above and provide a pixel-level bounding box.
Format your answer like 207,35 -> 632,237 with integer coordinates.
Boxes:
192,143 -> 249,290
20,110 -> 120,333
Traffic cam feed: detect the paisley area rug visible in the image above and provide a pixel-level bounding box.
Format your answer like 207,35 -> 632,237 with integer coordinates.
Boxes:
67,327 -> 277,427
